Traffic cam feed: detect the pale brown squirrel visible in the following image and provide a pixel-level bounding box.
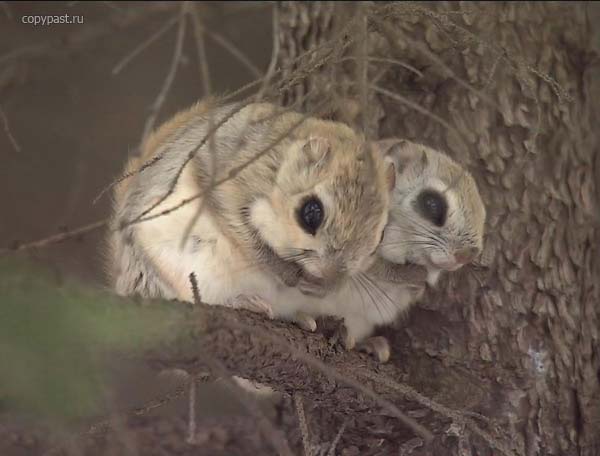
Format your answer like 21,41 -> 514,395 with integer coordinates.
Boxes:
269,139 -> 486,362
106,99 -> 398,328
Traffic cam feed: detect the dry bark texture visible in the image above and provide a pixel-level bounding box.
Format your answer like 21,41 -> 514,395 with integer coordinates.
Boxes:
276,2 -> 600,455
298,1 -> 597,455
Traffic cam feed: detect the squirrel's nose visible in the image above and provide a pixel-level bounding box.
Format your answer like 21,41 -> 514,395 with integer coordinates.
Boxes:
454,246 -> 479,265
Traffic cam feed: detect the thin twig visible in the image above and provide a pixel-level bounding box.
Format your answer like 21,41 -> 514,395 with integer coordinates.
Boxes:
356,2 -> 370,136
84,378 -> 199,436
326,419 -> 348,456
0,220 -> 107,255
1,1 -> 13,20
294,393 -> 312,456
370,84 -> 469,148
363,56 -> 423,78
354,369 -> 519,456
178,2 -> 217,250
176,88 -> 320,248
139,2 -> 188,146
183,284 -> 294,456
0,3 -> 177,65
185,378 -> 197,444
129,100 -> 253,223
189,272 -> 202,305
204,355 -> 294,456
221,12 -> 354,104
101,1 -> 124,13
129,95 -> 329,232
374,16 -> 501,111
380,3 -> 572,104
203,26 -> 262,78
143,77 -> 335,236
0,104 -> 21,153
219,319 -> 435,443
112,14 -> 180,75
483,51 -> 504,91
189,3 -> 212,96
252,1 -> 281,105
93,6 -> 350,207
92,152 -> 164,205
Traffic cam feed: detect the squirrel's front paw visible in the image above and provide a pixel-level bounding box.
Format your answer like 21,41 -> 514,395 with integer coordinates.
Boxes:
297,274 -> 329,297
357,336 -> 391,363
333,323 -> 390,363
230,295 -> 274,319
293,312 -> 317,332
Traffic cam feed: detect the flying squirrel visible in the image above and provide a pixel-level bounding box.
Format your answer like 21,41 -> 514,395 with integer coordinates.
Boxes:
270,139 -> 486,362
106,98 -> 401,329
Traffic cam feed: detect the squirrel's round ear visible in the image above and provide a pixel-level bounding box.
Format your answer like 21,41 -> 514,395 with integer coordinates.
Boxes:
373,138 -> 421,175
384,159 -> 396,192
302,137 -> 331,168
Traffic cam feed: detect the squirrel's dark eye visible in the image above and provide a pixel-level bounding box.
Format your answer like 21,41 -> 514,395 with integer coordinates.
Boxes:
298,197 -> 324,235
416,189 -> 447,227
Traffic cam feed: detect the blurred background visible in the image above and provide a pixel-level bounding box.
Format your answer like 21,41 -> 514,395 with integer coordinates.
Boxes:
0,1 -> 272,285
1,3 -> 281,454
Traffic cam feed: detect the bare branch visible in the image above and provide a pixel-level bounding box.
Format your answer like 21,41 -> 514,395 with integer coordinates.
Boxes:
204,356 -> 295,456
294,393 -> 312,456
354,369 -> 519,456
1,1 -> 13,20
379,2 -> 573,104
190,274 -> 294,455
92,153 -> 164,205
101,1 -> 124,13
259,2 -> 281,101
128,100 -> 252,224
356,2 -> 370,136
0,104 -> 20,153
326,419 -> 348,456
189,3 -> 212,96
374,17 -> 501,112
0,220 -> 107,255
0,3 -> 178,66
73,372 -> 211,443
203,26 -> 262,79
483,51 -> 504,91
185,377 -> 197,444
365,56 -> 423,78
139,2 -> 188,146
131,94 -> 328,236
167,96 -> 333,243
370,84 -> 469,150
92,5 -> 353,208
218,318 -> 435,443
111,14 -> 180,76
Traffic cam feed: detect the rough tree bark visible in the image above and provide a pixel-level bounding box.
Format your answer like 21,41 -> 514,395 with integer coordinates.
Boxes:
278,2 -> 600,455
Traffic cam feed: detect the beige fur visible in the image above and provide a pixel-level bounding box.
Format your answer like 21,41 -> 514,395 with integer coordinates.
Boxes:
107,100 -> 394,318
269,139 -> 486,354
379,139 -> 486,274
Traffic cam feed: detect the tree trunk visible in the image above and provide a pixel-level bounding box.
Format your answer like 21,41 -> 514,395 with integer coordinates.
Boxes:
277,2 -> 600,455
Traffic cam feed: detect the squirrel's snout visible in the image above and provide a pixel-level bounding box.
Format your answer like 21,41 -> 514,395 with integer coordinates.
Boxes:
454,246 -> 480,265
431,246 -> 480,271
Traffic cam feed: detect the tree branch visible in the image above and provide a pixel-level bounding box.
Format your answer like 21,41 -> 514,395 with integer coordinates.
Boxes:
139,297 -> 521,454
